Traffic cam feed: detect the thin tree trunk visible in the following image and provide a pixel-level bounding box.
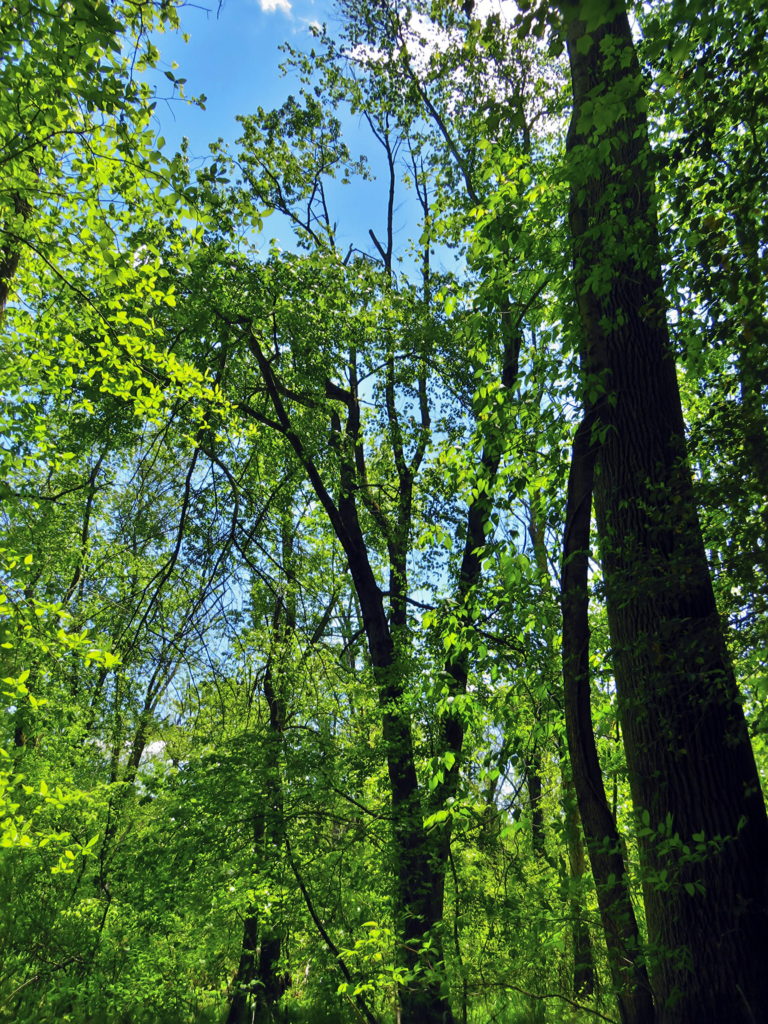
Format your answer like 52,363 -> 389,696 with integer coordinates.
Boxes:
525,754 -> 545,859
561,412 -> 655,1024
246,332 -> 454,1023
560,760 -> 595,999
559,3 -> 768,1020
0,193 -> 29,318
228,599 -> 289,1024
529,487 -> 596,998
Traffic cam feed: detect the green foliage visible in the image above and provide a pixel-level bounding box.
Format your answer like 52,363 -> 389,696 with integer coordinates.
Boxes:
1,0 -> 766,1021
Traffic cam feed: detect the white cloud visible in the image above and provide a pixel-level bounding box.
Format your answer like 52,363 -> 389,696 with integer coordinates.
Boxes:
259,0 -> 292,13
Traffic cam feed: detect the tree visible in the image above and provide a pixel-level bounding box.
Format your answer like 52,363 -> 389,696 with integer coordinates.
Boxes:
3,1 -> 768,1021
0,0 -> 184,315
556,0 -> 768,1019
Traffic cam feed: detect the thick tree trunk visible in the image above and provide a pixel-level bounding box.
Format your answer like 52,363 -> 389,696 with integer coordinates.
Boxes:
228,917 -> 286,1024
559,3 -> 768,1020
228,815 -> 287,1024
227,913 -> 259,1024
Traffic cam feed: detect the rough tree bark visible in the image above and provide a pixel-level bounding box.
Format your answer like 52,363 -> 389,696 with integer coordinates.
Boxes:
558,1 -> 768,1020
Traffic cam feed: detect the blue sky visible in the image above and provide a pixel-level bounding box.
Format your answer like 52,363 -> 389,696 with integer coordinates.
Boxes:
145,0 -> 432,264
150,0 -> 334,159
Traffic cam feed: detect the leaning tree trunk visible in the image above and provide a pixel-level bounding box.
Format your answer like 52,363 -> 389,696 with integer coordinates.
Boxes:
560,761 -> 595,1000
558,2 -> 768,1020
561,413 -> 654,1024
529,496 -> 597,999
247,333 -> 454,1024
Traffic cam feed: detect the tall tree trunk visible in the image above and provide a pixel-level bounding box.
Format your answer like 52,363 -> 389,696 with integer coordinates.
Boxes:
528,495 -> 597,998
228,799 -> 287,1024
228,600 -> 289,1024
558,3 -> 768,1020
246,332 -> 453,1024
561,412 -> 654,1024
357,561 -> 454,1024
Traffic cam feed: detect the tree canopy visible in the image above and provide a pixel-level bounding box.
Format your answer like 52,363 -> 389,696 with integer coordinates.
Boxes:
1,1 -> 767,1023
